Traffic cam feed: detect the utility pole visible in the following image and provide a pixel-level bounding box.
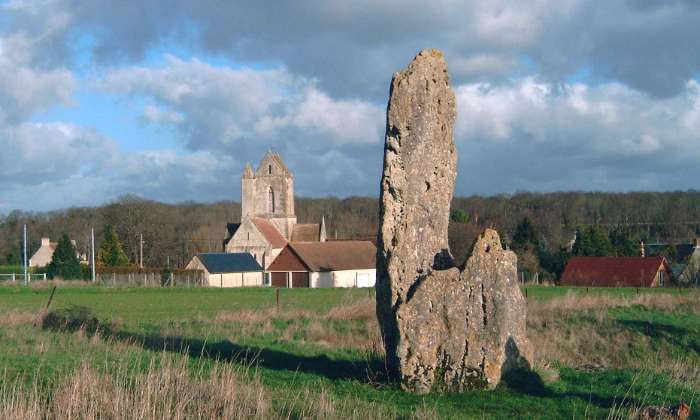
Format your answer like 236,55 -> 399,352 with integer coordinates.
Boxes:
141,233 -> 144,268
91,227 -> 96,283
23,224 -> 28,285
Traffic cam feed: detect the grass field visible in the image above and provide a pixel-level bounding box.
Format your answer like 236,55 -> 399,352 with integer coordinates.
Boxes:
0,284 -> 698,419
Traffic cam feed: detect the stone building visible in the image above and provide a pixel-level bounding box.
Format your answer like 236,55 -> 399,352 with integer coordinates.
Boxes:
224,151 -> 326,268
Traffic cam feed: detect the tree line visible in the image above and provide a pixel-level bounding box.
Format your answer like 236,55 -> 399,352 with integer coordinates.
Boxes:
2,191 -> 700,279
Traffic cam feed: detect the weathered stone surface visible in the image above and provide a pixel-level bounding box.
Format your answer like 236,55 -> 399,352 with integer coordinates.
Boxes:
376,49 -> 533,394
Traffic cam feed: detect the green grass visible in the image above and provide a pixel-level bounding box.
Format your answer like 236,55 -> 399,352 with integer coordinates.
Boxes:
0,265 -> 26,275
0,285 -> 371,322
1,285 -> 698,419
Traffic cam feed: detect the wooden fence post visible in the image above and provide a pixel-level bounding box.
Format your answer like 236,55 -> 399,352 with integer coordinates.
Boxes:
45,286 -> 57,310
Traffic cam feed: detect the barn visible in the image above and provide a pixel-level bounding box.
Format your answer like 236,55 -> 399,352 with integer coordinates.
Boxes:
266,241 -> 376,288
186,253 -> 264,287
560,256 -> 673,288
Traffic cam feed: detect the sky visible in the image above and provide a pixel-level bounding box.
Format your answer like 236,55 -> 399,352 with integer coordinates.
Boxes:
2,0 -> 700,213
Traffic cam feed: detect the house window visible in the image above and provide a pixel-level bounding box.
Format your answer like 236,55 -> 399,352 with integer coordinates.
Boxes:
264,273 -> 270,286
268,187 -> 275,213
659,271 -> 665,287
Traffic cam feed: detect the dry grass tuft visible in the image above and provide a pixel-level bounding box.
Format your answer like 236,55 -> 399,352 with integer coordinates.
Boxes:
527,291 -> 700,370
0,312 -> 36,327
325,297 -> 375,321
0,356 -> 270,420
0,353 -> 400,420
530,291 -> 700,317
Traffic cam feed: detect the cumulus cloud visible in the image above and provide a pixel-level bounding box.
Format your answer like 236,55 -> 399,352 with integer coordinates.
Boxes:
7,0 -> 700,97
453,77 -> 700,194
0,33 -> 75,123
0,123 -> 246,211
3,0 -> 700,212
101,56 -> 383,148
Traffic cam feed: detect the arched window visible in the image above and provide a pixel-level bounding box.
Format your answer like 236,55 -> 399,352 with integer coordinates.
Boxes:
268,165 -> 272,174
268,187 -> 275,213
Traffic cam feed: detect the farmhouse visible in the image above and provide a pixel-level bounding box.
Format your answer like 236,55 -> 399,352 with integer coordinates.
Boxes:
29,237 -> 86,268
560,256 -> 672,288
644,239 -> 700,286
186,252 -> 264,287
267,241 -> 376,288
223,151 -> 326,269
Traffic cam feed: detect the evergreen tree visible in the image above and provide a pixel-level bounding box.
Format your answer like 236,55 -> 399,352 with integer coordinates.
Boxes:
4,252 -> 19,265
97,225 -> 130,267
538,246 -> 571,280
47,234 -> 82,279
512,217 -> 539,252
573,225 -> 614,256
450,209 -> 469,223
609,226 -> 639,256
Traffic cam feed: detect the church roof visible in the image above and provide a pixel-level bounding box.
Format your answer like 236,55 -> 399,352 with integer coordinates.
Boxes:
195,253 -> 262,274
252,217 -> 287,249
291,223 -> 321,242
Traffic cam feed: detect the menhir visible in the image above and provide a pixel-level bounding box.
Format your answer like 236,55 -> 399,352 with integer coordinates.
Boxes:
376,49 -> 533,394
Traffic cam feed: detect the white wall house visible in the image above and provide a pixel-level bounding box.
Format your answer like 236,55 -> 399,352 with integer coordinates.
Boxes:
29,237 -> 85,268
186,253 -> 264,288
267,241 -> 376,288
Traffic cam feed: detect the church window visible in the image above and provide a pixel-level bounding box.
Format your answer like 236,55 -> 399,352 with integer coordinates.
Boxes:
269,165 -> 272,174
268,187 -> 275,213
247,232 -> 250,240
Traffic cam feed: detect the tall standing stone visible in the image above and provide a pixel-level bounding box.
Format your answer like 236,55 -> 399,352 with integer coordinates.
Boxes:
376,49 -> 533,394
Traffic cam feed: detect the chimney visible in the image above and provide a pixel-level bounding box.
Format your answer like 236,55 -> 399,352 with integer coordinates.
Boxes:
640,240 -> 645,257
41,237 -> 50,247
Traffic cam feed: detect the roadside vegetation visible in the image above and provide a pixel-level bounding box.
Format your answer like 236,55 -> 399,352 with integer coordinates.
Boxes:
0,285 -> 698,418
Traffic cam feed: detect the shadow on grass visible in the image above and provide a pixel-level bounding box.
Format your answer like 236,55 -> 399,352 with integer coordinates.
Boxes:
40,306 -> 639,411
41,305 -> 387,384
500,368 -> 551,397
617,319 -> 700,354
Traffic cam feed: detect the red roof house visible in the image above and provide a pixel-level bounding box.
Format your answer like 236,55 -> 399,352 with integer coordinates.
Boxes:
560,256 -> 672,288
267,241 -> 376,288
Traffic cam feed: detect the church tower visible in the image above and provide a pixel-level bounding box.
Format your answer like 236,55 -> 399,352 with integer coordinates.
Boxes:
240,150 -> 297,239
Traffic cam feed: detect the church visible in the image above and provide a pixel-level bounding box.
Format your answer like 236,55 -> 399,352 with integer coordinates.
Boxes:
223,150 -> 326,269
209,150 -> 377,288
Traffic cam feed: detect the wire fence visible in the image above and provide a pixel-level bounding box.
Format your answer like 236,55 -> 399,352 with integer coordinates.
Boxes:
95,270 -> 205,288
